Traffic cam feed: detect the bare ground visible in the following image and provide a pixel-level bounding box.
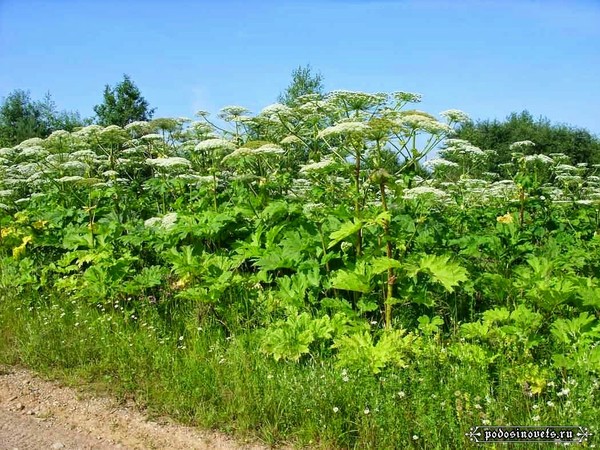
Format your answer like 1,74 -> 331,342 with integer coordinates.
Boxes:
0,366 -> 273,450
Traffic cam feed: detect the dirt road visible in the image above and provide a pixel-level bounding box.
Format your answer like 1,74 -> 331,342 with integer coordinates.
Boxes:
0,366 -> 269,450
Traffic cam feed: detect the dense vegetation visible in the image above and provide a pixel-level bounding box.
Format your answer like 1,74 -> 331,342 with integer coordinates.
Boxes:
0,75 -> 153,146
0,90 -> 598,448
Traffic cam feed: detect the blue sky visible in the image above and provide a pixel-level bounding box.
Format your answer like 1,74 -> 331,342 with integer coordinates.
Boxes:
1,0 -> 599,134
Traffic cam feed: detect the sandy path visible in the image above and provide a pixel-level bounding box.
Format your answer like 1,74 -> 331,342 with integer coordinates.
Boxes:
0,366 -> 271,450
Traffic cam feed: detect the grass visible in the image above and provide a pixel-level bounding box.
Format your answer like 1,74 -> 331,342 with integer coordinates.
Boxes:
0,289 -> 597,449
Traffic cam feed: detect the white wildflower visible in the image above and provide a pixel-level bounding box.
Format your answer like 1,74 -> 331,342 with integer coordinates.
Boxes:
318,121 -> 369,138
256,143 -> 284,155
146,157 -> 192,169
56,176 -> 84,183
555,164 -> 578,172
140,133 -> 163,141
403,186 -> 449,201
281,135 -> 303,145
0,189 -> 13,198
440,109 -> 470,123
71,150 -> 98,159
124,121 -> 150,130
72,124 -> 103,137
218,106 -> 250,121
523,154 -> 554,165
300,158 -> 337,173
195,138 -> 236,152
424,158 -> 459,169
61,161 -> 88,172
175,174 -> 213,184
221,147 -> 255,162
398,114 -> 453,134
0,148 -> 14,157
18,146 -> 48,159
260,103 -> 293,117
17,137 -> 44,148
392,91 -> 422,103
144,212 -> 178,231
509,140 -> 535,150
47,130 -> 71,140
144,217 -> 162,227
102,170 -> 119,177
558,388 -> 570,397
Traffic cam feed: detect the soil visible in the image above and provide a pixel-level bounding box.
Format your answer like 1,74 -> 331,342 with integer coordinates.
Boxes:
0,366 -> 272,450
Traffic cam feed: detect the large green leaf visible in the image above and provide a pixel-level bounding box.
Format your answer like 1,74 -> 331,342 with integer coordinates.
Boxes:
331,270 -> 371,293
328,219 -> 363,249
408,254 -> 468,292
370,257 -> 402,275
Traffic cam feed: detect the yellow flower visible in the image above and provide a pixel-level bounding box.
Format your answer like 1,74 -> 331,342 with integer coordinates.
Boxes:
1,227 -> 15,238
32,220 -> 48,230
12,235 -> 32,258
496,212 -> 514,224
14,212 -> 29,224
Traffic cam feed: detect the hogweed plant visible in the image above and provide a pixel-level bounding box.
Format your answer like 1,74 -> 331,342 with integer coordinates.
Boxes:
1,89 -> 599,448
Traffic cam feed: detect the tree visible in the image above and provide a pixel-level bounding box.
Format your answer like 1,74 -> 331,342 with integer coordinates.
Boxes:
0,90 -> 46,146
0,90 -> 87,147
93,74 -> 155,127
278,64 -> 325,106
454,111 -> 600,169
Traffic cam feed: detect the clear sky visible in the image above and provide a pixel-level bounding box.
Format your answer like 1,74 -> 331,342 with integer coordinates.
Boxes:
1,0 -> 599,134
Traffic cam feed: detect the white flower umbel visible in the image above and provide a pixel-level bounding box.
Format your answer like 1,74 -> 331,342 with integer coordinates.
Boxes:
281,135 -> 303,145
299,158 -> 337,174
16,137 -> 45,148
403,186 -> 449,201
47,130 -> 71,140
260,103 -> 293,117
175,174 -> 214,184
61,161 -> 89,173
555,164 -> 579,173
509,140 -> 536,150
218,106 -> 251,122
423,158 -> 459,169
56,175 -> 84,183
0,148 -> 14,158
392,91 -> 422,104
440,109 -> 470,124
124,121 -> 150,130
443,138 -> 485,156
71,150 -> 98,160
140,133 -> 164,141
318,121 -> 370,138
195,138 -> 236,152
72,124 -> 103,138
144,212 -> 178,231
522,154 -> 554,165
398,113 -> 453,134
256,143 -> 284,155
17,146 -> 48,160
145,157 -> 192,170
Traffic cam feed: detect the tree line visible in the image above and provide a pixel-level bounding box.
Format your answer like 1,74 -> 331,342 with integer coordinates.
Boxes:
2,66 -> 599,168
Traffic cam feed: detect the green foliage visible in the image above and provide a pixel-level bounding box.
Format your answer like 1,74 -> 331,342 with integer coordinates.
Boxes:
333,329 -> 417,374
93,74 -> 155,126
454,110 -> 600,167
277,64 -> 325,106
2,88 -> 600,448
0,90 -> 87,146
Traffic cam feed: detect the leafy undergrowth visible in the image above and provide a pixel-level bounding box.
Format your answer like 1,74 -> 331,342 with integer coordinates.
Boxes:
0,91 -> 599,448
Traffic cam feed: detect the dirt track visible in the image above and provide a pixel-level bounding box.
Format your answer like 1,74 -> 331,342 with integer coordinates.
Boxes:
0,366 -> 269,450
